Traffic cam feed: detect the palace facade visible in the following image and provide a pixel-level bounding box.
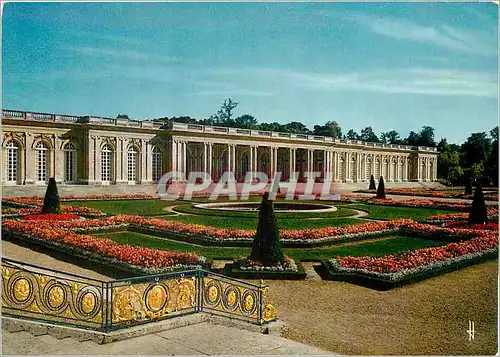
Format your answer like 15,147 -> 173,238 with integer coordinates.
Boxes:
2,109 -> 438,187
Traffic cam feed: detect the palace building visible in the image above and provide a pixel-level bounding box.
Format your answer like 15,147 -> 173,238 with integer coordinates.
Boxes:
2,109 -> 438,188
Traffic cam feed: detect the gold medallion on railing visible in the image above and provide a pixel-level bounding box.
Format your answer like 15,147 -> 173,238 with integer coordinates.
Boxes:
144,283 -> 168,313
47,285 -> 65,309
81,292 -> 96,314
13,277 -> 31,303
240,289 -> 258,316
76,286 -> 101,319
203,279 -> 222,306
222,285 -> 240,312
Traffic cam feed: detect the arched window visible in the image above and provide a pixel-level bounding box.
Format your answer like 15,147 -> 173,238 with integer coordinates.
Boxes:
5,140 -> 20,182
127,146 -> 139,182
101,144 -> 113,182
63,143 -> 77,182
35,141 -> 49,182
152,146 -> 163,182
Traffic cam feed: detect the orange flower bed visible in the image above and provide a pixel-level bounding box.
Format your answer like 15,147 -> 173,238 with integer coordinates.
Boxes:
2,219 -> 204,270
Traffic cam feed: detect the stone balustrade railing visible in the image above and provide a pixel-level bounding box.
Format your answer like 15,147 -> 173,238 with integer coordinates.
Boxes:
2,109 -> 438,152
168,122 -> 438,152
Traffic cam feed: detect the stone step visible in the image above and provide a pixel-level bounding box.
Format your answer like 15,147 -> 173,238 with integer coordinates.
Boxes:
301,262 -> 322,280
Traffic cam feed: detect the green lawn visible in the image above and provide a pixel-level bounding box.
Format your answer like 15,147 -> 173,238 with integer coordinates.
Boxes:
68,199 -> 178,216
344,204 -> 456,221
161,215 -> 364,230
97,231 -> 449,261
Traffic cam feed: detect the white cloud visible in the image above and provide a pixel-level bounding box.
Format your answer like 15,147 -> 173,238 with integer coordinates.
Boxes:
204,66 -> 498,98
325,13 -> 496,56
66,46 -> 177,63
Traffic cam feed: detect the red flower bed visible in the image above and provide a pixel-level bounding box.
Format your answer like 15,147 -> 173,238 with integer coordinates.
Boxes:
355,188 -> 499,201
336,231 -> 498,273
443,222 -> 498,230
61,193 -> 158,201
22,213 -> 81,221
426,208 -> 498,222
3,197 -> 105,216
342,194 -> 497,211
111,215 -> 414,242
2,219 -> 203,269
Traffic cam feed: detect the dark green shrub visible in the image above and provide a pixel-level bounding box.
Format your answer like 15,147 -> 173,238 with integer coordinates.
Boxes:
369,175 -> 376,190
464,179 -> 473,195
249,192 -> 284,266
376,176 -> 386,199
468,185 -> 488,225
41,178 -> 61,214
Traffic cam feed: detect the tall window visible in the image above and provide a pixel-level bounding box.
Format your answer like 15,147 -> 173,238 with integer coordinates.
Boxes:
6,140 -> 19,182
152,146 -> 163,182
101,144 -> 113,182
127,146 -> 138,182
64,143 -> 77,182
35,141 -> 49,182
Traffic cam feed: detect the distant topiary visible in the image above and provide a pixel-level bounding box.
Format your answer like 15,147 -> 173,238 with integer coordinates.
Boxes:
41,178 -> 61,214
369,175 -> 376,190
468,184 -> 488,225
376,176 -> 386,199
249,192 -> 284,266
464,179 -> 473,195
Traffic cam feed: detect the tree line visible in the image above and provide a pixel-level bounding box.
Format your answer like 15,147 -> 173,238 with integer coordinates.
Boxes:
118,98 -> 498,187
141,98 -> 439,146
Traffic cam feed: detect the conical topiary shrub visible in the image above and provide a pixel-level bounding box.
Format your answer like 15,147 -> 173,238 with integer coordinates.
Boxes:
464,179 -> 473,195
369,175 -> 376,190
249,192 -> 284,266
376,176 -> 386,199
41,178 -> 61,214
468,185 -> 488,225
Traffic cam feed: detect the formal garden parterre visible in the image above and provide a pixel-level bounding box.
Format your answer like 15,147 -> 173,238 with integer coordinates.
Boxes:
2,188 -> 498,287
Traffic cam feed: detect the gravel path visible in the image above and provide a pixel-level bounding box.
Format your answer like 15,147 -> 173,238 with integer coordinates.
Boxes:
2,240 -> 113,281
261,260 -> 498,355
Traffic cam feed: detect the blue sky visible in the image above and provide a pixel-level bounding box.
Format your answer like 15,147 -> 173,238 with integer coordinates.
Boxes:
2,2 -> 498,143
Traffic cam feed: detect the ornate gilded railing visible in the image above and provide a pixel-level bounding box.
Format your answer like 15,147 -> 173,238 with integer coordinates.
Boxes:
1,258 -> 276,332
2,259 -> 107,330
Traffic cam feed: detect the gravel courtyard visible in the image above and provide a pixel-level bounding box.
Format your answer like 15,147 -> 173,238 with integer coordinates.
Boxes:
264,260 -> 498,355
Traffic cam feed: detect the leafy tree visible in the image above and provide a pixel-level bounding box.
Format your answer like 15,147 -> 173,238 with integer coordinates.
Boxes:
211,98 -> 239,125
461,132 -> 492,168
369,175 -> 376,190
376,176 -> 386,199
345,129 -> 359,140
404,131 -> 420,146
283,121 -> 311,134
41,178 -> 61,214
468,185 -> 488,225
249,192 -> 284,266
417,126 -> 436,147
359,127 -> 379,143
259,122 -> 284,132
235,114 -> 258,129
313,121 -> 342,138
486,127 -> 499,186
438,146 -> 463,184
490,126 -> 499,142
116,114 -> 129,119
170,116 -> 198,124
380,130 -> 401,144
437,138 -> 448,152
